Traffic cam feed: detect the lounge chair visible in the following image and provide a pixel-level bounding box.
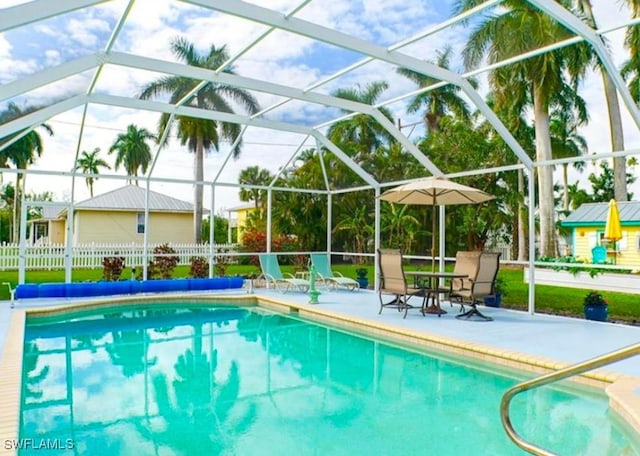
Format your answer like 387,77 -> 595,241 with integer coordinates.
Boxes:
377,249 -> 424,318
258,253 -> 310,293
310,253 -> 359,291
446,251 -> 482,306
451,252 -> 501,321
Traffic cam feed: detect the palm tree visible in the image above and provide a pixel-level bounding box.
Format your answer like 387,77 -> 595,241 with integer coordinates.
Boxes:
74,147 -> 111,197
397,47 -> 475,133
621,0 -> 640,102
327,81 -> 395,158
334,205 -> 374,262
108,124 -> 156,186
140,37 -> 260,243
576,0 -> 630,201
457,0 -> 588,257
0,102 -> 53,242
238,166 -> 273,210
380,203 -> 420,251
549,110 -> 588,213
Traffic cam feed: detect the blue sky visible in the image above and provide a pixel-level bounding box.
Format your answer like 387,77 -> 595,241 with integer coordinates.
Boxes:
1,0 -> 640,210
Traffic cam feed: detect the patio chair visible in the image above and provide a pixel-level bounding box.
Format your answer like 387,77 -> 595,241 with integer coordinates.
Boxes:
377,249 -> 424,319
446,251 -> 482,306
451,252 -> 501,321
310,253 -> 359,291
258,253 -> 310,293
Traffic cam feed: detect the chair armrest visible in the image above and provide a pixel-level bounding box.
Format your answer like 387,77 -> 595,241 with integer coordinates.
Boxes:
259,272 -> 278,282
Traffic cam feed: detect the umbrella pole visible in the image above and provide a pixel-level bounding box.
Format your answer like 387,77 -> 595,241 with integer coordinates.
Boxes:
431,198 -> 436,272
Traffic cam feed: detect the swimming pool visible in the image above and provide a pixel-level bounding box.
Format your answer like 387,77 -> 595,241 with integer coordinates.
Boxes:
19,302 -> 640,455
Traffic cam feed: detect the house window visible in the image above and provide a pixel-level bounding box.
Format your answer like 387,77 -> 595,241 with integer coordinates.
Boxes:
596,231 -> 615,250
137,213 -> 145,234
597,230 -> 627,251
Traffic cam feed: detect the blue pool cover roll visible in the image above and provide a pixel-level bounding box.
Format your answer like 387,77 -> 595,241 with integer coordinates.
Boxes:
16,277 -> 245,299
38,283 -> 66,298
15,284 -> 39,299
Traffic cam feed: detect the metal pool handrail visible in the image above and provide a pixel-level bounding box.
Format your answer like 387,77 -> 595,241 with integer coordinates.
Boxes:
500,342 -> 640,456
2,282 -> 14,308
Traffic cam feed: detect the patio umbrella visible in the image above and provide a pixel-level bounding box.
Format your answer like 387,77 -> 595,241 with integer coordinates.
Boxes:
380,176 -> 494,271
603,199 -> 622,264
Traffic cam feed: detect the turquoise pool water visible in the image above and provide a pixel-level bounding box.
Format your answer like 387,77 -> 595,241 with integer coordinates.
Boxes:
19,303 -> 639,455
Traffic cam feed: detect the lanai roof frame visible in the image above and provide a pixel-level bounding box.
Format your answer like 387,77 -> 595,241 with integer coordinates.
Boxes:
2,0 -> 640,314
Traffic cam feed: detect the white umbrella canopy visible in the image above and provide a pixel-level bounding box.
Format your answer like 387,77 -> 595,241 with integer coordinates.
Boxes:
380,177 -> 495,270
380,176 -> 494,206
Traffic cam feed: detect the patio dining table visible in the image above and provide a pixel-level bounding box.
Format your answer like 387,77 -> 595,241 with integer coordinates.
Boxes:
404,271 -> 468,316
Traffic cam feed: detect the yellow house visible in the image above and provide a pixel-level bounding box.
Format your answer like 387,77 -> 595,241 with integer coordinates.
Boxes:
28,206 -> 66,245
227,204 -> 258,244
561,201 -> 640,267
29,185 -> 200,245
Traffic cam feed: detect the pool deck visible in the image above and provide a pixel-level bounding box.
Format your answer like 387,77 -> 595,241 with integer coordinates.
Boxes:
0,286 -> 639,451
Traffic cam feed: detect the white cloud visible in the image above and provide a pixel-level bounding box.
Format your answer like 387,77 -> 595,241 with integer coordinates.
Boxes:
0,34 -> 11,58
65,17 -> 111,47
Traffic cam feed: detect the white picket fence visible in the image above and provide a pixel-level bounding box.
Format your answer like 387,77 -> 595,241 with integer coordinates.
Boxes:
0,242 -> 240,271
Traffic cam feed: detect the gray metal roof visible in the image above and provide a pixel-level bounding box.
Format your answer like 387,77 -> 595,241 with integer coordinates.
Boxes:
73,185 -> 196,213
41,206 -> 63,219
562,201 -> 640,226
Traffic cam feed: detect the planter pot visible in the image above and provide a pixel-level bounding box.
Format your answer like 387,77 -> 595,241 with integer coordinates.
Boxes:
356,277 -> 369,289
584,304 -> 608,322
483,294 -> 502,308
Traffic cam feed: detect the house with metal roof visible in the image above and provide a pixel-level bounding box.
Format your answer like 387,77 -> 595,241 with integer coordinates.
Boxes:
561,201 -> 640,266
30,185 -> 203,245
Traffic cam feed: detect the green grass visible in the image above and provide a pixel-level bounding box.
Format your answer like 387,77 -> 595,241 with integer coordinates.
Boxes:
1,264 -> 637,325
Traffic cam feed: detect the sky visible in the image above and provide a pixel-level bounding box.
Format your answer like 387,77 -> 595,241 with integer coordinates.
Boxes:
1,0 -> 640,215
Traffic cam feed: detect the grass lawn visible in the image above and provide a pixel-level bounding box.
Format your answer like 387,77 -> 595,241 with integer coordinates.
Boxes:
0,264 -> 637,325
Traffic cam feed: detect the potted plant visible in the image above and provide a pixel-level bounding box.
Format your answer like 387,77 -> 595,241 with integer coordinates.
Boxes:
355,268 -> 369,289
583,291 -> 608,322
483,276 -> 505,307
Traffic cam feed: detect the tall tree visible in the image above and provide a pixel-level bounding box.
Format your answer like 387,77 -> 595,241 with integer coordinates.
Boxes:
74,147 -> 111,197
140,37 -> 260,243
0,102 -> 53,242
549,109 -> 588,213
327,81 -> 395,158
457,0 -> 588,257
108,124 -> 155,186
238,166 -> 273,210
397,46 -> 475,133
578,0 -> 630,202
586,160 -> 636,202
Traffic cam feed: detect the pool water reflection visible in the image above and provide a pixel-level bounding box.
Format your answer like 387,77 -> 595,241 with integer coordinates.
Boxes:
20,303 -> 639,455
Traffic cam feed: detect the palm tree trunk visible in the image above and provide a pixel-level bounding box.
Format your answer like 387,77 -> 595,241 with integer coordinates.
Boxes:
12,174 -> 21,243
579,0 -> 628,201
194,137 -> 204,243
562,163 -> 569,213
602,71 -> 628,201
517,169 -> 528,262
533,86 -> 557,257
